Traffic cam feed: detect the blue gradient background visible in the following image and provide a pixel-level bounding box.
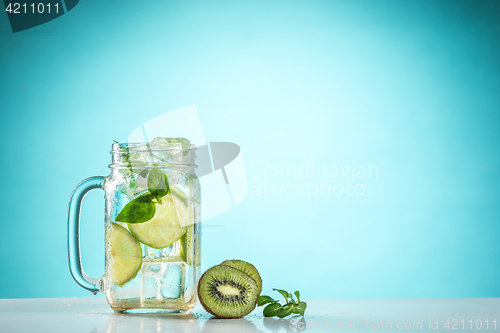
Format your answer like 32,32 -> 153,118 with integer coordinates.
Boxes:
0,0 -> 499,299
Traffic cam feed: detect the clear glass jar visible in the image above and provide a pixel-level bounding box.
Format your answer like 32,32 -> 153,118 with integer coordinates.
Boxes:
68,140 -> 201,314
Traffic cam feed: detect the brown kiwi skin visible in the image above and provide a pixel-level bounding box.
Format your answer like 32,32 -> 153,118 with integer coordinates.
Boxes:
197,265 -> 258,319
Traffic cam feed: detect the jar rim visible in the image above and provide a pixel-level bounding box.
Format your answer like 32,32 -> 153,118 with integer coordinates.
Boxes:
110,142 -> 198,169
111,142 -> 197,153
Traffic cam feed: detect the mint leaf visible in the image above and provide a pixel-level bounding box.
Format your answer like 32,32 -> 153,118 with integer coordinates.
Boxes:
296,301 -> 307,316
174,137 -> 191,156
273,288 -> 290,301
259,289 -> 307,318
263,303 -> 282,317
147,168 -> 169,198
277,304 -> 294,318
123,149 -> 131,166
129,161 -> 150,175
257,295 -> 277,307
139,168 -> 150,178
115,194 -> 156,223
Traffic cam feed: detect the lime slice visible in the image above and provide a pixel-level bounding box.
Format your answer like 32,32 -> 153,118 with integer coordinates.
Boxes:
180,226 -> 200,266
180,203 -> 200,266
110,223 -> 142,287
170,185 -> 200,205
172,194 -> 188,227
128,195 -> 187,249
169,187 -> 188,205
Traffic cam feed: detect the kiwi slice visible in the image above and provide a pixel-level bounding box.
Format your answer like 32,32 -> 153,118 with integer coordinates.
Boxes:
198,265 -> 259,318
220,260 -> 262,294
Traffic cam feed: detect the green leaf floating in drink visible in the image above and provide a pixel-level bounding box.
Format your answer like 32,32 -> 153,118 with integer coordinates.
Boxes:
147,167 -> 170,202
115,193 -> 156,223
115,167 -> 170,223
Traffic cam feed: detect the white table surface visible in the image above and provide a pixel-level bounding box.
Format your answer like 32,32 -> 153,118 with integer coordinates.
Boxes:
0,297 -> 498,332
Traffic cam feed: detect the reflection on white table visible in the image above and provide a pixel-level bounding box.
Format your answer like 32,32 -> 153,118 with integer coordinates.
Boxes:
0,297 -> 498,332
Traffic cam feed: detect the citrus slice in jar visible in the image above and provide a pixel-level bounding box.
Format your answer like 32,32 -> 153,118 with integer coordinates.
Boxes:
169,186 -> 188,205
128,194 -> 187,249
180,203 -> 200,266
110,223 -> 142,287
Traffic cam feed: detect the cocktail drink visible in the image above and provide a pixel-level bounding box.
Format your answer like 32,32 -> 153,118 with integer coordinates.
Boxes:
68,138 -> 201,314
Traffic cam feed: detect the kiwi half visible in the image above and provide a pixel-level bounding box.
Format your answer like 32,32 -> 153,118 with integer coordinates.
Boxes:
220,259 -> 262,294
198,265 -> 259,318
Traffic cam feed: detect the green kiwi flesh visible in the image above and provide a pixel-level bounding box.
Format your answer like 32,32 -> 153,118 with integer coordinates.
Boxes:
198,265 -> 259,318
220,259 -> 262,294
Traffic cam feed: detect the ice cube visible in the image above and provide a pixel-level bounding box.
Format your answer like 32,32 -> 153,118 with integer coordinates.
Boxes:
161,263 -> 184,299
115,272 -> 142,300
128,144 -> 152,173
146,246 -> 173,260
141,263 -> 162,302
141,262 -> 184,302
149,137 -> 171,147
149,137 -> 189,165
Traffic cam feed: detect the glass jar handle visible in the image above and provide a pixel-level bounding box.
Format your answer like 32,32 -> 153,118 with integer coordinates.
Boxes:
67,176 -> 106,294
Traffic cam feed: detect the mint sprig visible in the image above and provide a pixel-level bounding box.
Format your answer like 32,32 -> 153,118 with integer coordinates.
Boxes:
257,288 -> 307,318
115,168 -> 171,223
147,167 -> 170,203
115,193 -> 156,223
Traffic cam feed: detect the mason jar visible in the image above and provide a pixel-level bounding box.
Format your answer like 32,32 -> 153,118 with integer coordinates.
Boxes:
68,139 -> 201,314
